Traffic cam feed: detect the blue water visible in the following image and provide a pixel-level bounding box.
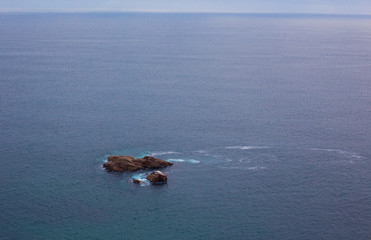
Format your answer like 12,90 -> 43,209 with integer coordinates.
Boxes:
1,13 -> 370,239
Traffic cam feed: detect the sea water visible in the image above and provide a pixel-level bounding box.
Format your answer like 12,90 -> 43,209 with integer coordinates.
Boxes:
0,13 -> 370,239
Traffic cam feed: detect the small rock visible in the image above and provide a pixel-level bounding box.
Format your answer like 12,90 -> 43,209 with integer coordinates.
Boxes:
132,179 -> 142,184
146,171 -> 168,183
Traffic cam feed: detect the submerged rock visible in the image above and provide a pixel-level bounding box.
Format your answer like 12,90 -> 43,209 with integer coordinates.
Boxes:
103,155 -> 173,172
132,179 -> 142,184
146,171 -> 168,183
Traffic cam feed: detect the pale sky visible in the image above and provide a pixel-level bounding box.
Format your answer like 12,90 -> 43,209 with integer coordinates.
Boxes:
1,0 -> 371,15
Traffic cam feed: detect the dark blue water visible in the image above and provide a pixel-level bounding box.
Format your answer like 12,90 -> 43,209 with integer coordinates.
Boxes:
1,13 -> 370,239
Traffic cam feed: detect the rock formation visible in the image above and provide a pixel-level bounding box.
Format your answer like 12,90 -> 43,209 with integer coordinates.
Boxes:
146,171 -> 168,183
103,155 -> 173,172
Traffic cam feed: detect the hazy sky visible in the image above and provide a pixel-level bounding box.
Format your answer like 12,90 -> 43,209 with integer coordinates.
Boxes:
1,0 -> 371,15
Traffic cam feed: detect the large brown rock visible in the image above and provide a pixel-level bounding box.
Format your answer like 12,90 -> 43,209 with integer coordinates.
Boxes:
146,171 -> 168,183
103,155 -> 173,172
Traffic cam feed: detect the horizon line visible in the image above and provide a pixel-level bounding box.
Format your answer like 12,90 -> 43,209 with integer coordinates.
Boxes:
0,8 -> 371,16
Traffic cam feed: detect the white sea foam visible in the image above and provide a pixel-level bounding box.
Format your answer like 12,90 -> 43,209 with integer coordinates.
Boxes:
219,166 -> 266,171
150,151 -> 179,156
167,158 -> 200,164
247,166 -> 266,170
194,150 -> 208,154
309,148 -> 363,159
167,159 -> 185,162
187,159 -> 200,163
225,146 -> 268,150
131,173 -> 150,186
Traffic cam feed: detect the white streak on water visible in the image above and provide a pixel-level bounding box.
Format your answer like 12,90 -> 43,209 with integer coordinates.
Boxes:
309,148 -> 363,160
225,146 -> 268,150
150,151 -> 179,156
218,166 -> 266,171
187,159 -> 200,164
247,166 -> 266,170
194,150 -> 209,155
167,159 -> 200,164
167,159 -> 185,162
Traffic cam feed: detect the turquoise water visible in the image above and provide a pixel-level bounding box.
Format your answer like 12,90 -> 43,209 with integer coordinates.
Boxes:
0,13 -> 370,239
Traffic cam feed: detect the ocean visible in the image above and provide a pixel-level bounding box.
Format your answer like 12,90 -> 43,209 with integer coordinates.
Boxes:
0,13 -> 370,239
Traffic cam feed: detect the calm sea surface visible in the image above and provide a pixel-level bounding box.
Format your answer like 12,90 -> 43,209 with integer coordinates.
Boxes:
0,13 -> 370,239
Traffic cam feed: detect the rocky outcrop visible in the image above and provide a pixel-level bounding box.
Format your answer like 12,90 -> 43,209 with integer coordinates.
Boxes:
103,155 -> 173,172
146,171 -> 168,183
